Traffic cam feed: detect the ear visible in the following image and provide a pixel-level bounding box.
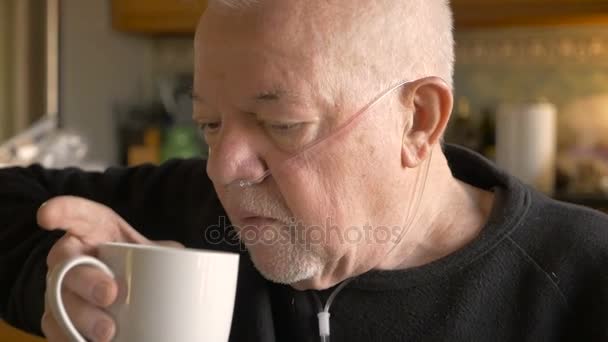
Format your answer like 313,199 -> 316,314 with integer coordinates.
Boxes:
401,76 -> 453,168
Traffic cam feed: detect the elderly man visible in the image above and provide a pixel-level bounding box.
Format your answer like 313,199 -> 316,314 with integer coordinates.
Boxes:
1,0 -> 608,341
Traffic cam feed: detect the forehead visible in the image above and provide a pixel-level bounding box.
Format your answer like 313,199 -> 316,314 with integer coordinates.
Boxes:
198,1 -> 334,51
192,3 -> 364,108
197,8 -> 322,80
195,42 -> 315,100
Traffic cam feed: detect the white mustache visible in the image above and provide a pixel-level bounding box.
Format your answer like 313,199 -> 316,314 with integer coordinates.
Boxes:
236,188 -> 293,225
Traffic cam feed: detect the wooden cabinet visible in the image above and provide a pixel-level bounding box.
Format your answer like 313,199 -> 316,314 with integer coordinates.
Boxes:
111,0 -> 207,34
111,0 -> 608,34
452,0 -> 608,28
0,320 -> 45,342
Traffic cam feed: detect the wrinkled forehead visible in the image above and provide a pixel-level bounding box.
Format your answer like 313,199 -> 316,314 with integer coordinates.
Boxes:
195,4 -> 337,104
193,1 -> 385,107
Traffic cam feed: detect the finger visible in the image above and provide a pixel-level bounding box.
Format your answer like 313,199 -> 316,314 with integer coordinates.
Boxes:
37,196 -> 151,245
47,238 -> 178,310
46,236 -> 117,308
46,234 -> 95,269
61,290 -> 116,342
41,311 -> 69,342
45,290 -> 116,342
155,240 -> 185,248
63,265 -> 118,307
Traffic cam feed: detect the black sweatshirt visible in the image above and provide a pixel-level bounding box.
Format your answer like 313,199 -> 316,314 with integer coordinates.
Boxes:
1,145 -> 608,341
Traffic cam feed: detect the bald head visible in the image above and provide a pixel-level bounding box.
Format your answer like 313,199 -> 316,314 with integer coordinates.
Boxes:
197,0 -> 454,96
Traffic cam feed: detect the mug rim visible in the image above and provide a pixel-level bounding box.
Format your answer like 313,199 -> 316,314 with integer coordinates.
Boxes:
101,242 -> 240,259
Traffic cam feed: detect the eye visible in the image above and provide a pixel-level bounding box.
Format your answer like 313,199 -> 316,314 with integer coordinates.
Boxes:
261,120 -> 313,151
197,121 -> 221,133
196,121 -> 222,144
265,122 -> 303,133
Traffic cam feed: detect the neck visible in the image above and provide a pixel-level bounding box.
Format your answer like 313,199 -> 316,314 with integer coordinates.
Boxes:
377,145 -> 495,270
291,146 -> 495,291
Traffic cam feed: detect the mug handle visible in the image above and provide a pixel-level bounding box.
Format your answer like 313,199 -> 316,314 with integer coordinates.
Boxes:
46,256 -> 115,342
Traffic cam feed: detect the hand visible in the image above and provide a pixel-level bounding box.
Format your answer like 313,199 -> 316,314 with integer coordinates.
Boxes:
38,196 -> 182,342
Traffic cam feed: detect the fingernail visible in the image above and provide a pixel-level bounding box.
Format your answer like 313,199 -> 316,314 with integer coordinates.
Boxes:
39,201 -> 48,209
94,319 -> 114,341
93,283 -> 109,305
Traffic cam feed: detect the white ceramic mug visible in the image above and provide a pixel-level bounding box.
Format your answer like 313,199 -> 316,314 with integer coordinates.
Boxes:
46,242 -> 240,342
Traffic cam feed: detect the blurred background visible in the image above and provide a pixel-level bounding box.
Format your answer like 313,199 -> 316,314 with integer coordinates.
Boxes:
1,2 -> 608,202
1,1 -> 608,205
1,0 -> 608,340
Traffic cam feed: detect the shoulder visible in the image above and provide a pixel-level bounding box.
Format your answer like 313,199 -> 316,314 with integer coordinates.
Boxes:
510,188 -> 608,266
524,190 -> 608,249
509,189 -> 608,310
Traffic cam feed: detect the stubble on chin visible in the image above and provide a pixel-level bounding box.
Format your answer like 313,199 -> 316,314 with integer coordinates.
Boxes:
246,238 -> 324,285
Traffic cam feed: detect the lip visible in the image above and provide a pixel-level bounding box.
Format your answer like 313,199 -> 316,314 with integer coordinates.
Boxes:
236,216 -> 279,229
231,208 -> 278,226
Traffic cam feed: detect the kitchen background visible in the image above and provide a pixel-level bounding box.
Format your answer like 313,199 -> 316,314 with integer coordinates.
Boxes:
2,0 -> 608,340
2,1 -> 608,201
1,2 -> 608,195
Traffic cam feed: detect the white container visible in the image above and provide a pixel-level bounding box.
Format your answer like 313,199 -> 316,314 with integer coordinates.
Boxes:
47,243 -> 240,342
496,101 -> 557,194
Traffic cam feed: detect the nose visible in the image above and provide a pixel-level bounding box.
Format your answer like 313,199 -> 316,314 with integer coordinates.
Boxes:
206,121 -> 268,187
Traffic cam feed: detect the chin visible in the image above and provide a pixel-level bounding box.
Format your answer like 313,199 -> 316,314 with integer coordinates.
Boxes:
246,243 -> 323,286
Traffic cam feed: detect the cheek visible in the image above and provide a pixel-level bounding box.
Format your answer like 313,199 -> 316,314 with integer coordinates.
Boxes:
283,173 -> 337,225
274,142 -> 375,232
271,110 -> 405,236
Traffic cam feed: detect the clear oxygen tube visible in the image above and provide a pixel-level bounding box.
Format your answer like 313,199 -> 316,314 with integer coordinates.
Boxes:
310,147 -> 432,342
225,77 -> 440,342
226,79 -> 414,189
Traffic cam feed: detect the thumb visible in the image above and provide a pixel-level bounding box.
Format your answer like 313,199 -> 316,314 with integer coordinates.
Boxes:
155,240 -> 185,248
37,196 -> 151,245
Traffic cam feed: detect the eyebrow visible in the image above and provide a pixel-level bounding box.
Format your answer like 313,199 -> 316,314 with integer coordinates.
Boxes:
190,88 -> 291,105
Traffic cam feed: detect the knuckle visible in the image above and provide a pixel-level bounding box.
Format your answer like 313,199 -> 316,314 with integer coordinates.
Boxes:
46,235 -> 75,268
46,235 -> 93,270
46,244 -> 61,268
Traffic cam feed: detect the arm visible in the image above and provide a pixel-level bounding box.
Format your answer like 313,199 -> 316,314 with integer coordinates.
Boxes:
0,159 -> 228,335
